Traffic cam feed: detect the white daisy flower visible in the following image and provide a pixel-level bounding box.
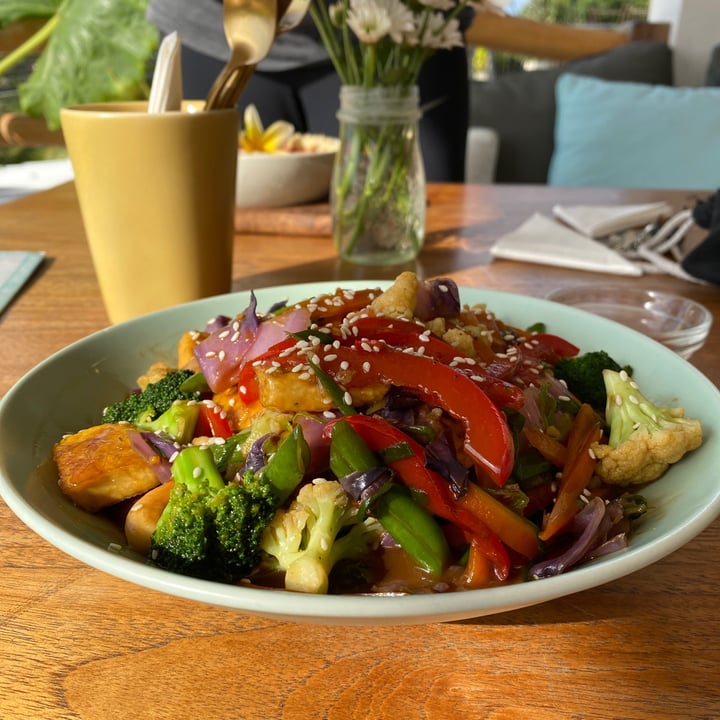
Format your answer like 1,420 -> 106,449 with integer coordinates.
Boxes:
376,0 -> 417,43
347,0 -> 393,44
420,12 -> 463,49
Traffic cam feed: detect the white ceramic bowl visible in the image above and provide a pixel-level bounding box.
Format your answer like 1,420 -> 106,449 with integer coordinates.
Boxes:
235,136 -> 339,209
0,282 -> 719,625
546,285 -> 713,360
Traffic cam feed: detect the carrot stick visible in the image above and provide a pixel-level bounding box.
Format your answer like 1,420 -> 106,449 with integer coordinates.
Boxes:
457,482 -> 541,558
462,536 -> 494,589
539,403 -> 603,542
523,426 -> 568,467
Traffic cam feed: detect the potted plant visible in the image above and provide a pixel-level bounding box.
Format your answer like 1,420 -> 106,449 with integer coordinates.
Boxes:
0,0 -> 158,131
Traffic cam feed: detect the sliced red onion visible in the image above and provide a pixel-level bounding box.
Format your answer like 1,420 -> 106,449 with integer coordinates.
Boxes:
244,306 -> 310,360
294,413 -> 333,475
194,295 -> 311,394
414,278 -> 460,321
131,430 -> 173,483
529,496 -> 607,579
425,433 -> 469,499
585,532 -> 629,559
194,292 -> 260,393
141,431 -> 182,460
243,433 -> 272,474
204,314 -> 231,334
338,466 -> 394,503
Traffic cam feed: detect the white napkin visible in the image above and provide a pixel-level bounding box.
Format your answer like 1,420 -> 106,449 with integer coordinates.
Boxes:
552,202 -> 673,239
0,159 -> 74,205
490,213 -> 642,276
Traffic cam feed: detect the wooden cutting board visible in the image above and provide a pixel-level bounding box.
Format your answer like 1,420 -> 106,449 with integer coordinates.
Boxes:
234,203 -> 331,236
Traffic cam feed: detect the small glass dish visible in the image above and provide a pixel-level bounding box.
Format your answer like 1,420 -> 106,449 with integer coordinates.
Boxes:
546,285 -> 713,359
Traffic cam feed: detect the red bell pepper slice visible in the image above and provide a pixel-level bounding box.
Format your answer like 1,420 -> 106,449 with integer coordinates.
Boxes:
524,333 -> 580,363
194,404 -> 234,439
342,316 -> 524,410
324,342 -> 514,487
345,316 -> 465,363
327,414 -> 511,580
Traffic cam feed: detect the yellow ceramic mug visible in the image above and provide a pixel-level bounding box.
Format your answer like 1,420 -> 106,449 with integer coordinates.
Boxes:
60,101 -> 238,324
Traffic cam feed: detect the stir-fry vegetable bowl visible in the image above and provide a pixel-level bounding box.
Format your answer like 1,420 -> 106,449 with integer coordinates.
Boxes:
0,280 -> 718,625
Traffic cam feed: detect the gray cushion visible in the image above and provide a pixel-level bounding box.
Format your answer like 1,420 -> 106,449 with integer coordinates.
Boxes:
469,41 -> 673,184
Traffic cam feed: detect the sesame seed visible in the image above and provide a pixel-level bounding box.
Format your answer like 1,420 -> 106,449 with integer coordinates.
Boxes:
192,467 -> 202,479
340,360 -> 350,371
218,350 -> 226,362
205,351 -> 217,358
299,372 -> 311,380
324,353 -> 338,362
362,361 -> 371,372
343,391 -> 353,406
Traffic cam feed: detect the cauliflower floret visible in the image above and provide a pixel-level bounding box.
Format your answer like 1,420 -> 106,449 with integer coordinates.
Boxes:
260,480 -> 382,594
370,271 -> 419,319
441,327 -> 476,357
591,369 -> 703,485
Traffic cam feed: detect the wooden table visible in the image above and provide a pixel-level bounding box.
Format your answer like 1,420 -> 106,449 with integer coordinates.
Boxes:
0,182 -> 718,720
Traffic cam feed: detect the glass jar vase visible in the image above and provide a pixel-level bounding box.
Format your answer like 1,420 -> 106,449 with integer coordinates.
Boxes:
331,85 -> 426,265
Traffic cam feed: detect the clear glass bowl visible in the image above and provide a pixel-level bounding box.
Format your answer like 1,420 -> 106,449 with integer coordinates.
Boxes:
546,285 -> 713,360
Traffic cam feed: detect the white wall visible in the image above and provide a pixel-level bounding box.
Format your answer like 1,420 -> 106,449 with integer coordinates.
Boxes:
648,0 -> 720,86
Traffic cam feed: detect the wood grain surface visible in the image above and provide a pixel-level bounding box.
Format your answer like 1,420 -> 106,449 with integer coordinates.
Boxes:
0,182 -> 718,720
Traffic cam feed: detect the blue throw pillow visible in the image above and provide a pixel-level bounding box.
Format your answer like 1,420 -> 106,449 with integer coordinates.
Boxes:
548,74 -> 720,190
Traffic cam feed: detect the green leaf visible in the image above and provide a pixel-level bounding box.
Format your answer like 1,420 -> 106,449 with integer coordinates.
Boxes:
0,1 -> 60,28
18,0 -> 158,129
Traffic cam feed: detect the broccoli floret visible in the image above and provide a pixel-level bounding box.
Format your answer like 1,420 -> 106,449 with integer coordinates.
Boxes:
102,370 -> 201,425
150,445 -> 277,582
142,401 -> 201,443
260,480 -> 382,594
554,351 -> 631,409
591,369 -> 703,485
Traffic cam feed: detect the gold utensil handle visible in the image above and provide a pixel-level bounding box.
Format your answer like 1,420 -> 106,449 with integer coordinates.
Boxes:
205,64 -> 256,110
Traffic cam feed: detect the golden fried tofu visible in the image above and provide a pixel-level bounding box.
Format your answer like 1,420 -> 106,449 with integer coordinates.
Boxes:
125,481 -> 175,555
136,361 -> 173,391
53,423 -> 162,513
177,329 -> 205,371
255,366 -> 388,413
